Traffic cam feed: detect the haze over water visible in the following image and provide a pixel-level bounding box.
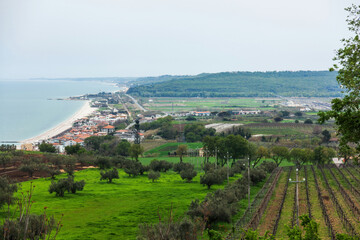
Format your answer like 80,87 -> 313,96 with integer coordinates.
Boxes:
0,80 -> 119,143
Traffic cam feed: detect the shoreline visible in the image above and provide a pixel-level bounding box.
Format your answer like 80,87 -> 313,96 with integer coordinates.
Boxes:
20,101 -> 97,144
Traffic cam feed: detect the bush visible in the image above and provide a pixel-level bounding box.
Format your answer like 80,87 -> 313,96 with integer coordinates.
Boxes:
124,161 -> 144,177
95,156 -> 112,169
173,162 -> 194,173
0,177 -> 17,208
180,169 -> 197,182
250,168 -> 267,184
149,160 -> 173,172
100,168 -> 119,183
148,171 -> 161,182
304,119 -> 313,124
202,163 -> 215,173
259,161 -> 277,173
200,170 -> 224,189
49,176 -> 85,197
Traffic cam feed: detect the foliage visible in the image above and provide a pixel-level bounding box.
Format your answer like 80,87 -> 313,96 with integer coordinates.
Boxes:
19,158 -> 46,177
200,170 -> 224,189
116,140 -> 131,156
49,176 -> 85,197
259,161 -> 277,173
127,71 -> 340,98
312,146 -> 336,165
0,176 -> 18,209
65,144 -> 84,155
176,145 -> 188,162
39,141 -> 56,153
0,153 -> 11,169
318,4 -> 360,154
149,160 -> 173,172
95,156 -> 112,170
138,207 -> 205,240
100,168 -> 119,183
129,144 -> 144,161
147,171 -> 161,182
241,229 -> 274,240
286,215 -> 320,240
0,184 -> 62,240
304,119 -> 313,124
270,146 -> 289,166
184,124 -> 216,142
180,168 -> 197,182
290,148 -> 311,169
173,162 -> 194,173
249,168 -> 267,184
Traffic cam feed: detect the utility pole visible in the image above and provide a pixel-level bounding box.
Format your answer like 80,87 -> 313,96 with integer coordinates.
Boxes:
289,168 -> 305,227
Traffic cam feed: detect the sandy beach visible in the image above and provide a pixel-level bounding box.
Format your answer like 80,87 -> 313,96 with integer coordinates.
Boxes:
21,101 -> 97,144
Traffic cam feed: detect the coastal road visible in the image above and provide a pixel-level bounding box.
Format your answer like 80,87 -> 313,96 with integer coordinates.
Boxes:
125,94 -> 147,112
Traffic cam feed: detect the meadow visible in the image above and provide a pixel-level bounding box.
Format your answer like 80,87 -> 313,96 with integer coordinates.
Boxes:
12,168 -> 240,240
141,97 -> 281,112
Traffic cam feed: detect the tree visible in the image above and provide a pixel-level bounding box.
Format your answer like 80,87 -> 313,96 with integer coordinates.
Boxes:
65,144 -> 83,155
176,145 -> 188,163
49,176 -> 85,197
249,145 -> 269,168
180,168 -> 197,183
116,140 -> 131,156
100,168 -> 119,183
270,146 -> 289,166
148,171 -> 160,182
129,144 -> 144,161
318,4 -> 360,154
95,156 -> 112,170
304,119 -> 313,124
294,111 -> 303,117
0,153 -> 11,170
19,158 -> 45,178
200,171 -> 223,189
313,146 -> 336,165
273,116 -> 283,122
38,142 -> 56,153
339,145 -> 356,164
290,148 -> 310,169
321,130 -> 331,143
0,177 -> 17,209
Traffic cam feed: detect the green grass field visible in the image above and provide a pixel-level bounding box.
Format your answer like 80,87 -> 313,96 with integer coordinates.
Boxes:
11,168 -> 240,240
141,97 -> 281,112
144,142 -> 203,157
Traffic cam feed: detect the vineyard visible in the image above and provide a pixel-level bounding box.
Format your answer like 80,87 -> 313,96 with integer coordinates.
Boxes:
234,164 -> 360,239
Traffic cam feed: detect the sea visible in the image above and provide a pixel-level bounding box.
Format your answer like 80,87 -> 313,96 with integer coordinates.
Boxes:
0,79 -> 119,144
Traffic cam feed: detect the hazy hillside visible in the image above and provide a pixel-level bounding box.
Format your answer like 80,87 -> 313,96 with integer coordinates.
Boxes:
127,71 -> 340,97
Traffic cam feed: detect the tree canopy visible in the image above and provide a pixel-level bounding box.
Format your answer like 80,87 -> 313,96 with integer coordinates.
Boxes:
318,4 -> 360,154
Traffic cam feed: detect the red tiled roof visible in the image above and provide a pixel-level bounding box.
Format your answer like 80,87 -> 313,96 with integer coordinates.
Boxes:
103,125 -> 115,129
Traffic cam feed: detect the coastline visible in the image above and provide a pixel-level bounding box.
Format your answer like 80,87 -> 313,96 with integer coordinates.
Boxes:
20,101 -> 97,144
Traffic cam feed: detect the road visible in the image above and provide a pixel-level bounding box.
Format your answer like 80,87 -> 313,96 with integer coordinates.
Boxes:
125,93 -> 147,112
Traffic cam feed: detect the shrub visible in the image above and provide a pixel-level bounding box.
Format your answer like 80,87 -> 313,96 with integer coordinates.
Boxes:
304,119 -> 313,124
149,160 -> 173,172
49,176 -> 85,197
100,168 -> 119,183
250,168 -> 267,184
95,156 -> 112,169
259,161 -> 277,173
202,162 -> 215,173
200,170 -> 223,189
0,177 -> 17,208
148,171 -> 160,182
180,169 -> 197,182
173,162 -> 194,173
124,161 -> 144,177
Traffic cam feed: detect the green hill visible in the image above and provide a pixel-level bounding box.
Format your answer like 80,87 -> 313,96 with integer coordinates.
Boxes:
127,71 -> 340,97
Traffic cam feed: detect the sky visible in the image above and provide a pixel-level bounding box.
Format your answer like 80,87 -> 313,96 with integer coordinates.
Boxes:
0,0 -> 356,79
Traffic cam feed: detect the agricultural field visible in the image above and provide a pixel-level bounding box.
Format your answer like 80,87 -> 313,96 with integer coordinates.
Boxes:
140,97 -> 281,112
239,164 -> 360,239
8,168 -> 241,240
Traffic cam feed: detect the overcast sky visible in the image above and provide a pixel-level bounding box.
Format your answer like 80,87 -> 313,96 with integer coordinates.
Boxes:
0,0 -> 356,79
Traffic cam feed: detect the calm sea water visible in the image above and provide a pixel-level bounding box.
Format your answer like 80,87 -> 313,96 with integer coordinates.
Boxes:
0,80 -> 119,143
